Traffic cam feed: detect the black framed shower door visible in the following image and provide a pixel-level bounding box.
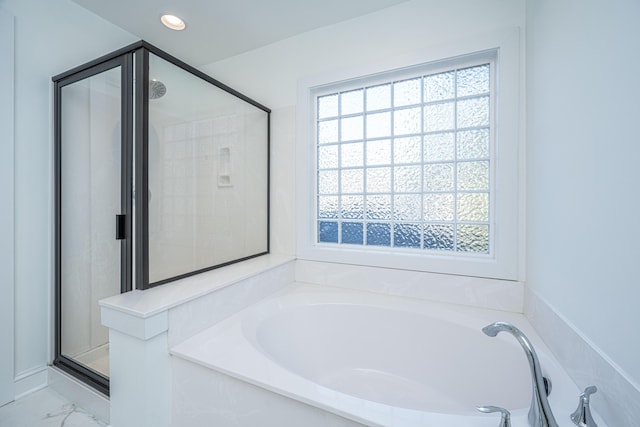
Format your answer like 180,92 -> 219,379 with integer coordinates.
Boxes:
52,41 -> 270,394
53,52 -> 133,395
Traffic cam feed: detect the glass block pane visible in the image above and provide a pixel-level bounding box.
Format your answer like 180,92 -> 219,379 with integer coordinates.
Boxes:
318,119 -> 339,144
423,193 -> 454,221
424,163 -> 454,191
318,170 -> 338,194
457,193 -> 489,222
366,139 -> 391,166
318,196 -> 339,218
424,224 -> 454,250
341,142 -> 363,168
393,223 -> 421,248
318,145 -> 338,169
318,94 -> 338,119
394,78 -> 421,107
342,222 -> 364,244
457,96 -> 489,129
394,165 -> 422,193
425,71 -> 455,102
394,107 -> 422,136
315,62 -> 493,253
366,84 -> 391,111
341,168 -> 364,193
457,129 -> 489,160
424,102 -> 454,132
424,132 -> 455,162
457,225 -> 489,253
366,195 -> 391,220
341,89 -> 364,115
394,136 -> 422,164
457,64 -> 490,97
366,111 -> 391,139
366,223 -> 391,246
341,115 -> 364,141
394,194 -> 421,220
366,167 -> 391,194
341,195 -> 364,219
457,161 -> 489,191
318,221 -> 338,243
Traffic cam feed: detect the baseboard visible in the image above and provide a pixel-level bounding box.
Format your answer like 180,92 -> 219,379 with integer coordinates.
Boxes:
524,286 -> 640,427
14,366 -> 48,400
48,366 -> 110,424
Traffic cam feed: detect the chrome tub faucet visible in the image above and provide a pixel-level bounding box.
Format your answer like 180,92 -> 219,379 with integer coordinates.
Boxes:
477,405 -> 512,427
482,321 -> 559,427
570,386 -> 599,427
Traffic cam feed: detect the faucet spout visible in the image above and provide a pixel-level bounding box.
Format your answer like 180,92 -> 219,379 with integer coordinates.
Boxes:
482,322 -> 559,427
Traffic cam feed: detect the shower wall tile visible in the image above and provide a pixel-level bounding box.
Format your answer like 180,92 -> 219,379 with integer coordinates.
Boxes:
295,259 -> 523,312
149,73 -> 268,282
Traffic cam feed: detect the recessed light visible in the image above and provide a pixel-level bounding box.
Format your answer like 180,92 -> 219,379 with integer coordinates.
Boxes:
161,14 -> 186,31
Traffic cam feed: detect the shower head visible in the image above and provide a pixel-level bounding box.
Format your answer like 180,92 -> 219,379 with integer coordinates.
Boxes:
149,79 -> 167,99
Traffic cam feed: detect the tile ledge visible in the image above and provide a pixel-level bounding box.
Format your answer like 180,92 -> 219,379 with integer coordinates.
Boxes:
99,254 -> 295,319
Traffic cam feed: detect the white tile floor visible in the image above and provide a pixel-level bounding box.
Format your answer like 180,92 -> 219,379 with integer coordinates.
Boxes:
0,387 -> 107,427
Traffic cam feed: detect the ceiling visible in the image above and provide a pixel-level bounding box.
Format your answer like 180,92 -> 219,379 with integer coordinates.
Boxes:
73,0 -> 409,66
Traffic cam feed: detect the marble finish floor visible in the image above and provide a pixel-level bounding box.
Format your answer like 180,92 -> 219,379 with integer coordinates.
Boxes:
0,387 -> 107,427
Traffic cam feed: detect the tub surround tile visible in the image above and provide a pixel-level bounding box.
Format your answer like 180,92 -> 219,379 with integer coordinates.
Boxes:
109,328 -> 171,427
172,357 -> 366,427
168,260 -> 295,346
296,259 -> 524,312
101,307 -> 168,340
525,287 -> 639,427
269,106 -> 297,257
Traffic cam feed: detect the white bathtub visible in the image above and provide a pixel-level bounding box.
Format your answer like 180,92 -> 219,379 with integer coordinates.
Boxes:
171,283 -> 586,426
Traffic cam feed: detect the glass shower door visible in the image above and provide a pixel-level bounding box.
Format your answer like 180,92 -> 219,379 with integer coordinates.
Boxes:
56,58 -> 131,393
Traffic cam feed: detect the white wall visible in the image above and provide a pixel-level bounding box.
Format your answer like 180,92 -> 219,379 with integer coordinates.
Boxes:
526,0 -> 640,389
0,7 -> 16,406
2,0 -> 136,394
200,0 -> 526,258
202,0 -> 525,110
202,0 -> 640,414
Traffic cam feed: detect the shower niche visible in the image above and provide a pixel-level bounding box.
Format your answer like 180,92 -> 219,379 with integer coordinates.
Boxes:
53,41 -> 270,394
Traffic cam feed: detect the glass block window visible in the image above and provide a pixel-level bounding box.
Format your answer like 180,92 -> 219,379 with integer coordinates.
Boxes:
316,63 -> 492,254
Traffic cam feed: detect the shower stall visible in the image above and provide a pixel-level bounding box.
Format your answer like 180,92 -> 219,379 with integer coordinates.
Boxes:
53,41 -> 270,394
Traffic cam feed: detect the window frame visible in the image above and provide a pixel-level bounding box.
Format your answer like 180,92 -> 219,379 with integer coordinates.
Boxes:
296,29 -> 522,280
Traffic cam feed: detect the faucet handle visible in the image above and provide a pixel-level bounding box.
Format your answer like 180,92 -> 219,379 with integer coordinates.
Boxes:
570,385 -> 599,427
477,405 -> 511,427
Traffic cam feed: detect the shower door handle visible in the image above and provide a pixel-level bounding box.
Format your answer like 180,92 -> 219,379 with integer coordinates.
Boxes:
116,214 -> 126,240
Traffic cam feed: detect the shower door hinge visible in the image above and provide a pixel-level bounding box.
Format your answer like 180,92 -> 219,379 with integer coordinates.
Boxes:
116,214 -> 126,240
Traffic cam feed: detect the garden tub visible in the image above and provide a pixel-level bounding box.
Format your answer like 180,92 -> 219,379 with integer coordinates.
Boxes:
171,283 -> 584,426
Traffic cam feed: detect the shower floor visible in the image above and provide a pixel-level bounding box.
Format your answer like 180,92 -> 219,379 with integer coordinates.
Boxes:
73,344 -> 110,377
